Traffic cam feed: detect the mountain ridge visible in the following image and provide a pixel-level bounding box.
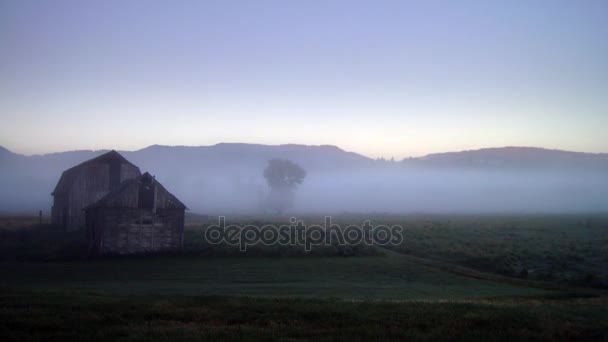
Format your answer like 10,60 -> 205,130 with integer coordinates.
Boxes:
2,144 -> 607,160
1,143 -> 607,213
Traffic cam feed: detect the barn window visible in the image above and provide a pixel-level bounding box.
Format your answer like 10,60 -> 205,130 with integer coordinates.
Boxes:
138,182 -> 155,209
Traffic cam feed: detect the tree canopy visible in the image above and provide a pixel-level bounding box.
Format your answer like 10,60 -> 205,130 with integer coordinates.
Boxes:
263,159 -> 306,214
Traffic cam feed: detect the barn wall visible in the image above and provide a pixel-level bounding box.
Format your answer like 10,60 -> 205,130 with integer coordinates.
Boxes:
86,208 -> 105,253
99,178 -> 184,210
61,162 -> 141,231
101,182 -> 139,207
66,164 -> 110,231
120,163 -> 141,184
91,207 -> 185,255
155,184 -> 183,209
51,195 -> 68,229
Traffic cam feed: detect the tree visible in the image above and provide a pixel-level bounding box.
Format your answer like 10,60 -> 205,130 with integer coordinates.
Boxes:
263,159 -> 306,214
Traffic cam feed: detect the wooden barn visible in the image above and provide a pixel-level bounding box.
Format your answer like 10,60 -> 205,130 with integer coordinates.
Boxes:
51,151 -> 141,231
85,172 -> 187,255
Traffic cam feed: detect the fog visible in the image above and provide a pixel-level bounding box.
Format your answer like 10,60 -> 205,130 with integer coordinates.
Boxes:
168,168 -> 608,215
1,145 -> 607,215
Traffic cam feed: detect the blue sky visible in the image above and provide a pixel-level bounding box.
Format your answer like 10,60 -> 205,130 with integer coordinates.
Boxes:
1,0 -> 607,158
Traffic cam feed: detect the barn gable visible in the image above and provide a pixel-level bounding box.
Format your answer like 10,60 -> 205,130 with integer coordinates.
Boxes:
85,172 -> 187,255
87,172 -> 187,210
52,150 -> 140,196
51,150 -> 142,231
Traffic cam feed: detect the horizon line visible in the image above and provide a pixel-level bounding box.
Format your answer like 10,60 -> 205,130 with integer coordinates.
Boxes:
2,142 -> 607,159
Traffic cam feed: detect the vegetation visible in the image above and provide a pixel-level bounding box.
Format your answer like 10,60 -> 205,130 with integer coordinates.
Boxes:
0,250 -> 555,299
263,159 -> 306,214
0,216 -> 87,261
1,290 -> 607,341
380,215 -> 608,288
1,214 -> 607,340
2,214 -> 608,287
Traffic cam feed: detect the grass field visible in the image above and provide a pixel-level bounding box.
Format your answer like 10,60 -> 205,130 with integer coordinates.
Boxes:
385,214 -> 608,287
0,251 -> 553,300
1,291 -> 607,341
0,214 -> 607,340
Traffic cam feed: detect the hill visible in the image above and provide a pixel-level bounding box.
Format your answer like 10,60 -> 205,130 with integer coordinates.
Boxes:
410,146 -> 608,170
0,144 -> 607,213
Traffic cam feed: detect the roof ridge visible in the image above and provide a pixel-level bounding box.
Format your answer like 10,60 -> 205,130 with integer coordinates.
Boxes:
52,150 -> 140,195
85,172 -> 187,210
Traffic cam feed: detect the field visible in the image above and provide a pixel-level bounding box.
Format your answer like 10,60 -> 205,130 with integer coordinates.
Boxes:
1,214 -> 607,340
2,291 -> 607,341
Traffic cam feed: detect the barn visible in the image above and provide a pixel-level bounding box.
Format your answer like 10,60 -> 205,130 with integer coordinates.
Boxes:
85,172 -> 187,255
51,151 -> 141,231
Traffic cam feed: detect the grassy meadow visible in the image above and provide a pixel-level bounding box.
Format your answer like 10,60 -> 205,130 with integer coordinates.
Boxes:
2,290 -> 607,341
0,214 -> 607,340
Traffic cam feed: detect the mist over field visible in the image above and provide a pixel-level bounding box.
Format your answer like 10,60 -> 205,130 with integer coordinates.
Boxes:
1,144 -> 607,215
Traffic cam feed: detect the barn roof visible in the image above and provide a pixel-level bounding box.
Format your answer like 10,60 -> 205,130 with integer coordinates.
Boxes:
52,150 -> 140,196
86,172 -> 187,210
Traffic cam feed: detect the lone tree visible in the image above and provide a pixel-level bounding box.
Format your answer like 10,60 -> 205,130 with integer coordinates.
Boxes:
263,159 -> 306,214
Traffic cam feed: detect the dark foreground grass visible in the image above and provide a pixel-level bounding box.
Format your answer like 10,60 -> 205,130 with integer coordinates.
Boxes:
3,214 -> 608,288
1,215 -> 607,340
0,253 -> 552,300
0,290 -> 607,341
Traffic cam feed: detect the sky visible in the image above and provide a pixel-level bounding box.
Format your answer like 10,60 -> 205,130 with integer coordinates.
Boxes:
0,0 -> 607,158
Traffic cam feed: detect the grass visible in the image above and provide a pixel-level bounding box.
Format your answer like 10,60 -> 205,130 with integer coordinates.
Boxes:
188,214 -> 608,287
382,214 -> 608,287
0,251 -> 552,300
1,214 -> 607,340
1,290 -> 607,341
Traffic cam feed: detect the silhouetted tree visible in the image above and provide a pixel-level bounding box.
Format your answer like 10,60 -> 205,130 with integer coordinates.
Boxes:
263,159 -> 306,214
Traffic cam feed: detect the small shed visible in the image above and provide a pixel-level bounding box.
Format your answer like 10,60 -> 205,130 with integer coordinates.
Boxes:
85,172 -> 187,255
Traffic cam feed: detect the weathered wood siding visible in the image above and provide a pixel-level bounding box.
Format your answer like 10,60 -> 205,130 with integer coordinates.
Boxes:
88,207 -> 184,255
51,195 -> 68,229
85,172 -> 187,256
67,164 -> 110,230
53,160 -> 141,231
